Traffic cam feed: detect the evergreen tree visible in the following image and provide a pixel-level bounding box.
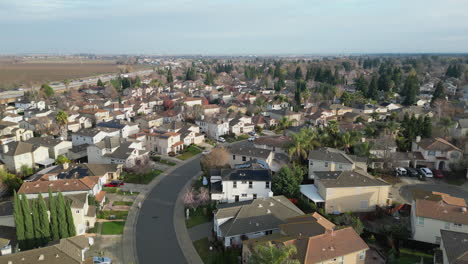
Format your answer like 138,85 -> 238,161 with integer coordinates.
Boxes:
48,189 -> 60,241
185,67 -> 196,81
354,75 -> 368,95
41,84 -> 54,97
97,78 -> 104,87
31,199 -> 42,247
422,116 -> 432,138
65,200 -> 76,237
167,67 -> 174,83
20,193 -> 34,249
431,81 -> 444,105
294,66 -> 303,80
402,72 -> 419,106
56,192 -> 69,238
13,191 -> 25,249
367,75 -> 379,100
38,193 -> 50,245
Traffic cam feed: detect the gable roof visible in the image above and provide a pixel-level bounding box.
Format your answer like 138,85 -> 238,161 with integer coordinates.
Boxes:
440,230 -> 468,264
415,138 -> 462,152
415,192 -> 468,224
214,168 -> 272,182
18,177 -> 98,194
308,148 -> 354,164
315,170 -> 390,188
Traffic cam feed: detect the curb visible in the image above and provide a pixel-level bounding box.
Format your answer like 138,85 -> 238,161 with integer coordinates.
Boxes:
122,154 -> 202,264
174,171 -> 204,264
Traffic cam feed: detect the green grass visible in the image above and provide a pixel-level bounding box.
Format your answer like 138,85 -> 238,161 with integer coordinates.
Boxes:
193,238 -> 241,264
86,223 -> 99,234
122,169 -> 162,184
177,145 -> 202,160
224,134 -> 249,143
388,248 -> 433,264
101,221 -> 125,235
158,159 -> 177,166
112,201 -> 133,206
97,210 -> 129,220
102,187 -> 139,196
186,206 -> 213,228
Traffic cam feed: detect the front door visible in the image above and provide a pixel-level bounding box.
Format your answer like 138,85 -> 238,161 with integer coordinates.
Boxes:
235,195 -> 239,202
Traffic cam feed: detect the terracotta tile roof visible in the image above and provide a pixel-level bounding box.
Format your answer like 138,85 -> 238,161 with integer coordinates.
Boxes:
18,177 -> 98,194
172,141 -> 184,147
415,193 -> 468,224
416,137 -> 462,152
95,191 -> 106,202
79,176 -> 100,189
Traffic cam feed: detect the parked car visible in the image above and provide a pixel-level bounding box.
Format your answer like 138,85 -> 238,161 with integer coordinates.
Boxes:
104,181 -> 124,188
93,256 -> 112,264
418,167 -> 433,178
432,169 -> 444,178
168,151 -> 176,157
217,137 -> 226,143
395,167 -> 407,176
405,167 -> 419,177
248,136 -> 256,142
249,131 -> 257,136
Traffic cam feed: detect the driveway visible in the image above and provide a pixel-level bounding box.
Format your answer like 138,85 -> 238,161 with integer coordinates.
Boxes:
135,157 -> 201,264
400,184 -> 468,204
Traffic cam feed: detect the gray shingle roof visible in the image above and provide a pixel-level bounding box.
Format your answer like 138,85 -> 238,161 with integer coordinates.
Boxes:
216,168 -> 272,182
315,170 -> 390,188
308,148 -> 354,164
440,230 -> 468,264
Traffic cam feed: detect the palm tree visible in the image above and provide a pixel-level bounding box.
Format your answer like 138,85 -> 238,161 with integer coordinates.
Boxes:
370,112 -> 379,121
288,132 -> 307,162
385,121 -> 400,137
278,117 -> 293,131
438,117 -> 455,138
255,97 -> 267,113
55,110 -> 68,139
301,128 -> 321,152
340,132 -> 357,153
250,242 -> 300,264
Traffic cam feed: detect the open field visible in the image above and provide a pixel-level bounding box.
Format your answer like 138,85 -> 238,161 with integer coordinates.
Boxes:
0,58 -> 151,89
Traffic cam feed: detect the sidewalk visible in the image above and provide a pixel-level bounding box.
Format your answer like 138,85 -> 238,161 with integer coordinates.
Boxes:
121,154 -> 202,264
188,222 -> 212,242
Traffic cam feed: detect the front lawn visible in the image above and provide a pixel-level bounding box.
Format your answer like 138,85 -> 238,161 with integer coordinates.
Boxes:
112,201 -> 133,206
97,210 -> 129,220
224,134 -> 249,143
122,169 -> 162,184
177,145 -> 202,160
186,207 -> 212,229
101,221 -> 125,235
193,238 -> 241,264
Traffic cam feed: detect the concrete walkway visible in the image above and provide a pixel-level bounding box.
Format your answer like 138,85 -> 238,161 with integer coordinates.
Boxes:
122,154 -> 203,264
188,222 -> 212,242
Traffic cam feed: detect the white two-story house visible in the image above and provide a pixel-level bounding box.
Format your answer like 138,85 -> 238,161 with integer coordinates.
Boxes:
411,137 -> 463,171
411,191 -> 468,245
210,168 -> 273,203
196,117 -> 230,140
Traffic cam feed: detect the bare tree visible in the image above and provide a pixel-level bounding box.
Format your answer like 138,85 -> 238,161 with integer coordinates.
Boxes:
200,147 -> 230,175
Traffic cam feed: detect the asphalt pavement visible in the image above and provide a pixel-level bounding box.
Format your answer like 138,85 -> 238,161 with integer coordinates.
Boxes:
135,157 -> 201,264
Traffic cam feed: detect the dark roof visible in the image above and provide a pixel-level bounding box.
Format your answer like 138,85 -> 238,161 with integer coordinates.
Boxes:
26,137 -> 69,147
253,135 -> 291,148
97,120 -> 137,129
440,230 -> 468,264
415,138 -> 462,152
216,169 -> 272,182
315,170 -> 390,188
308,147 -> 354,164
211,181 -> 222,194
48,163 -> 119,180
229,144 -> 272,159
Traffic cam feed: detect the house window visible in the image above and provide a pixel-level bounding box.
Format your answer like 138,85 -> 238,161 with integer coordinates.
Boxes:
454,223 -> 463,228
233,155 -> 236,160
360,200 -> 369,209
450,152 -> 460,159
444,222 -> 451,230
242,181 -> 247,184
428,151 -> 436,156
338,164 -> 342,169
242,156 -> 246,161
265,181 -> 270,189
76,210 -> 80,214
358,251 -> 365,261
325,162 -> 329,167
310,161 -> 313,166
249,181 -> 253,188
417,217 -> 424,226
233,181 -> 237,188
253,194 -> 257,199
241,194 -> 247,197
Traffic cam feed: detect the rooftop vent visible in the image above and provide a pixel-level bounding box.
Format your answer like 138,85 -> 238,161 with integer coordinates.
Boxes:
258,204 -> 263,208
462,207 -> 467,213
269,202 -> 274,207
267,209 -> 271,214
38,254 -> 44,261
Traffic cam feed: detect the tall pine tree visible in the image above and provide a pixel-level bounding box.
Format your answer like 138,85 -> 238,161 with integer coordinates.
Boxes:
48,189 -> 60,241
56,192 -> 69,238
166,67 -> 174,83
367,75 -> 379,100
65,200 -> 76,237
20,193 -> 34,249
431,81 -> 444,105
38,193 -> 51,245
31,199 -> 42,247
13,191 -> 25,249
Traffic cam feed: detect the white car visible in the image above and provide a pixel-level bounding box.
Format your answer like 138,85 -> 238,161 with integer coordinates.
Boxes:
248,136 -> 256,142
419,167 -> 433,178
395,167 -> 407,176
93,257 -> 112,264
217,137 -> 226,143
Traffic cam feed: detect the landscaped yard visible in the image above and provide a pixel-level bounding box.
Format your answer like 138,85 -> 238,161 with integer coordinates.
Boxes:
101,221 -> 125,235
122,169 -> 162,184
151,155 -> 177,166
177,145 -> 202,160
112,201 -> 133,206
193,238 -> 241,264
186,207 -> 211,228
102,187 -> 139,196
224,134 -> 249,143
97,210 -> 129,220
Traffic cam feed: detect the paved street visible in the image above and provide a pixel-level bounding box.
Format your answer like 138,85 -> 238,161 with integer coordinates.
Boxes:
135,157 -> 201,264
400,183 -> 468,204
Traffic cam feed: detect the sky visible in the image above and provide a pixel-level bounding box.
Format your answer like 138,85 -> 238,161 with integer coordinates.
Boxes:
1,0 -> 468,55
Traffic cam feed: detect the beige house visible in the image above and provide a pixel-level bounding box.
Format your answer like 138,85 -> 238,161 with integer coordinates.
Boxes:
411,137 -> 463,170
228,145 -> 274,168
146,131 -> 184,155
302,170 -> 390,214
242,213 -> 369,264
411,191 -> 468,245
0,141 -> 51,173
135,114 -> 164,129
26,137 -> 73,159
308,148 -> 367,179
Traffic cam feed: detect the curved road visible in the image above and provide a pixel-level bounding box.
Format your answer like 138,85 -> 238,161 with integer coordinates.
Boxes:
136,157 -> 201,264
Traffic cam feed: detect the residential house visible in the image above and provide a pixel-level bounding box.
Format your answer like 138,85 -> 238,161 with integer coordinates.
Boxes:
411,191 -> 468,245
14,100 -> 46,111
202,104 -> 220,116
228,144 -> 274,169
439,230 -> 468,264
135,114 -> 164,130
196,117 -> 230,140
242,213 -> 369,264
253,135 -> 291,155
0,141 -> 51,172
150,132 -> 184,155
0,235 -> 92,264
411,137 -> 463,170
184,97 -> 203,107
26,137 -> 73,159
71,127 -> 120,146
301,170 -> 390,214
267,109 -> 302,127
229,116 -> 255,136
97,120 -> 139,138
214,196 -> 304,247
78,109 -> 110,124
87,137 -> 149,168
308,148 -> 367,179
210,168 -> 273,203
452,119 -> 468,139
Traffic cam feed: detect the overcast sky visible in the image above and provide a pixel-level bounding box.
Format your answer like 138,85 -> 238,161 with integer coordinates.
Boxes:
1,0 -> 468,55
